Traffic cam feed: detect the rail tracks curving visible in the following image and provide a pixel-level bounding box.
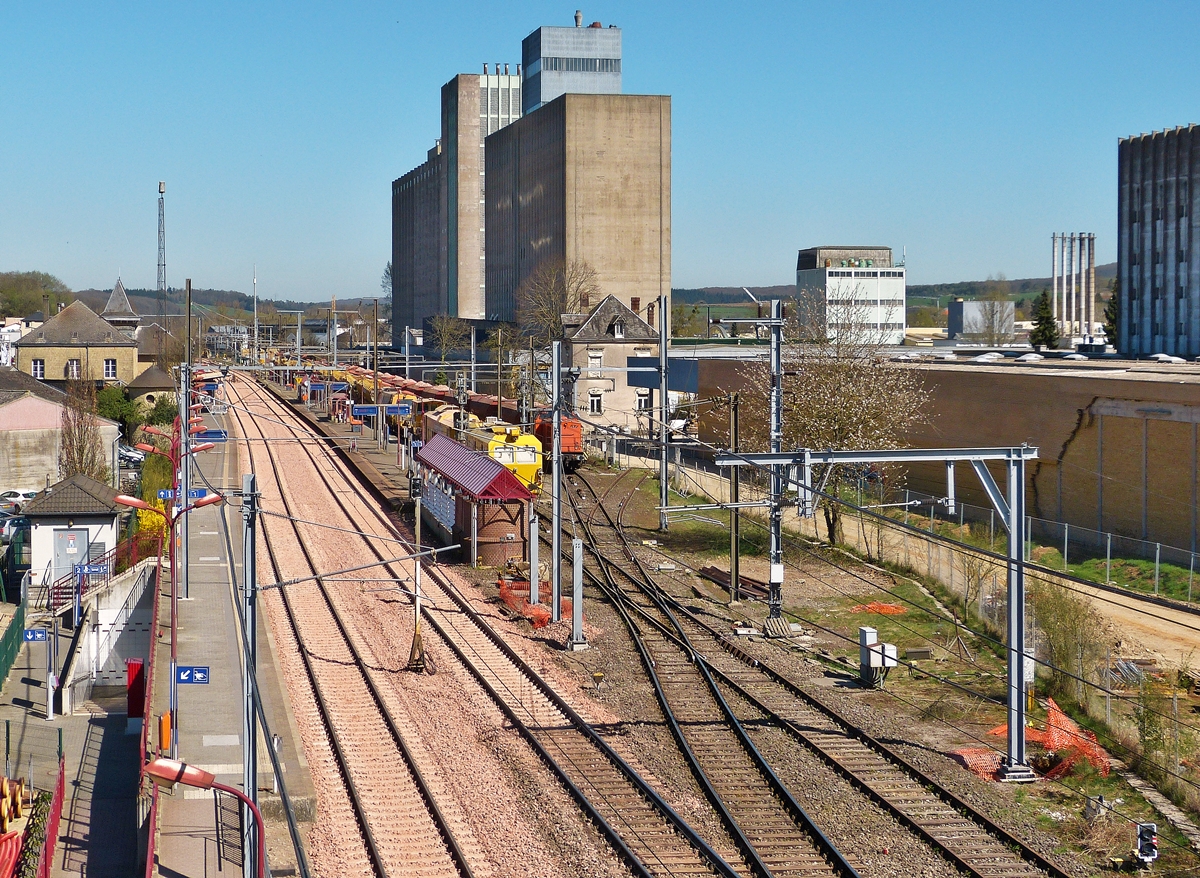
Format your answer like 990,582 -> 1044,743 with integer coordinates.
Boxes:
227,377 -> 748,878
562,468 -> 1073,878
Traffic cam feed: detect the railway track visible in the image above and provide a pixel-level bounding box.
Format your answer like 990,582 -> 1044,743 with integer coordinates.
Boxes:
563,468 -> 1072,878
229,379 -> 482,878
228,377 -> 749,878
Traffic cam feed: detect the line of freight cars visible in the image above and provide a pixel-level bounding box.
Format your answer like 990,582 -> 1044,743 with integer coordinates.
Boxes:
322,363 -> 587,480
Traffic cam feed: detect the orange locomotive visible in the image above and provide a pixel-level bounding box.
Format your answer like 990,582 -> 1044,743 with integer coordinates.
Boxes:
533,410 -> 584,472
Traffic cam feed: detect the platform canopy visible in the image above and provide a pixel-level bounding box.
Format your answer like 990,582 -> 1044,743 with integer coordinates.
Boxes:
416,433 -> 532,503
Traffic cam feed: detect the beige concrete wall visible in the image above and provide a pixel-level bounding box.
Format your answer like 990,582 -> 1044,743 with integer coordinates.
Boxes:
14,344 -> 137,383
693,358 -> 1200,551
485,93 -> 671,323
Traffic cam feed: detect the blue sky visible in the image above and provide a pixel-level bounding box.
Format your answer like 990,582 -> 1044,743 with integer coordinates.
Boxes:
2,2 -> 1198,300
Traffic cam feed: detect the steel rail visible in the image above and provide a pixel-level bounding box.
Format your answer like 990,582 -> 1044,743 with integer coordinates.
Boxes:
575,470 -> 1071,878
246,376 -> 743,878
229,379 -> 478,878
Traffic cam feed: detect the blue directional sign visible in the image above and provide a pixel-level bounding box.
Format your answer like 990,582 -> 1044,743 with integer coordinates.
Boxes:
383,405 -> 404,416
396,402 -> 412,417
158,489 -> 176,500
194,430 -> 228,443
177,666 -> 210,684
75,563 -> 108,576
23,629 -> 48,643
187,488 -> 208,499
352,405 -> 377,417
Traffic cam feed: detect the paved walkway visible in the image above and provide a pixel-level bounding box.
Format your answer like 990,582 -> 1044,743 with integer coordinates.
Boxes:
151,403 -> 314,878
0,620 -> 141,878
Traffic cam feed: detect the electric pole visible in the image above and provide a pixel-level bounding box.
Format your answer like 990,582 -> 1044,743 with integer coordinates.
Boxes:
157,182 -> 166,362
767,298 -> 784,620
241,473 -> 259,878
659,294 -> 669,531
407,474 -> 426,672
551,340 -> 563,622
729,392 -> 740,605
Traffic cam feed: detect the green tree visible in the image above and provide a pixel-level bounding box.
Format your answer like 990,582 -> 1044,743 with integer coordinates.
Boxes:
0,271 -> 71,318
1103,276 -> 1120,349
96,386 -> 143,439
146,395 -> 178,426
1028,289 -> 1060,349
381,261 -> 392,297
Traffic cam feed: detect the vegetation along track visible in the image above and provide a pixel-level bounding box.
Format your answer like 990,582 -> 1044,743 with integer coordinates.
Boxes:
229,376 -> 747,878
229,378 -> 480,878
564,468 -> 1072,878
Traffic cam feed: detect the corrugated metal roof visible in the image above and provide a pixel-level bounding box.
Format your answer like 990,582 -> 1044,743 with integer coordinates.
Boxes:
416,433 -> 532,502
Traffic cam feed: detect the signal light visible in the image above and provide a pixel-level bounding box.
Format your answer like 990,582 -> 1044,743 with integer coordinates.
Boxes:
1136,822 -> 1158,864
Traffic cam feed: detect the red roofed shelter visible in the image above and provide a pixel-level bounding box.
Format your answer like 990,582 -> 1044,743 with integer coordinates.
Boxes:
415,433 -> 533,567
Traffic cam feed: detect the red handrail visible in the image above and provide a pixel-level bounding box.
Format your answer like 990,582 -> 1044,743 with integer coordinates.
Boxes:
139,533 -> 165,787
142,781 -> 160,878
34,757 -> 65,878
46,531 -> 160,613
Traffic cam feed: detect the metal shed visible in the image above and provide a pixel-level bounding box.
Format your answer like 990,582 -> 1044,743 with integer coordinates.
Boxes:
415,434 -> 533,567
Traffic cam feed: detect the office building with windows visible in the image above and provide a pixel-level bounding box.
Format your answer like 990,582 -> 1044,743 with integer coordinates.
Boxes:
392,65 -> 523,336
1118,125 -> 1200,357
795,246 -> 907,345
521,12 -> 621,114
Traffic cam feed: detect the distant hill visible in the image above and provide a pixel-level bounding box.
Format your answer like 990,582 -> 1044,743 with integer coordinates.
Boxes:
673,285 -> 795,304
73,287 -> 388,319
906,263 -> 1117,303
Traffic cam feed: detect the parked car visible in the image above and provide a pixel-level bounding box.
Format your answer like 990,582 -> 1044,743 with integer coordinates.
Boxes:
0,490 -> 36,504
0,499 -> 20,516
0,516 -> 28,544
118,444 -> 146,466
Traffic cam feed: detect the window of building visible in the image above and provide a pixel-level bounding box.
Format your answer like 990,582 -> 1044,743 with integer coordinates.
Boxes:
588,389 -> 604,415
587,350 -> 603,378
67,359 -> 80,380
32,359 -> 44,379
540,57 -> 621,74
635,389 -> 650,411
610,320 -> 625,339
103,358 -> 117,379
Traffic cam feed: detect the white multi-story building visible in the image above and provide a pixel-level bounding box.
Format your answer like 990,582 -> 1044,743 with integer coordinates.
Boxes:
795,246 -> 907,345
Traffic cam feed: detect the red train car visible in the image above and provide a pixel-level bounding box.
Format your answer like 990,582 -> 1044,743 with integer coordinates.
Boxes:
533,411 -> 584,472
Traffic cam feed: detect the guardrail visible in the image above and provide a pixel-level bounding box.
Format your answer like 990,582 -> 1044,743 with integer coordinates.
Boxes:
41,531 -> 161,615
34,757 -> 65,878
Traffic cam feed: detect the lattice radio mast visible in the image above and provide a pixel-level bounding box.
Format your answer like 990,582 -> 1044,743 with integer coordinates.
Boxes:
157,182 -> 166,359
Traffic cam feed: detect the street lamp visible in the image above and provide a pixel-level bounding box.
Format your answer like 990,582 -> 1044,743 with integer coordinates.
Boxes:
117,491 -> 225,758
145,757 -> 265,878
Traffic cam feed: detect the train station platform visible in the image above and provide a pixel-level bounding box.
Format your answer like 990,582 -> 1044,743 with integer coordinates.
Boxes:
148,406 -> 315,877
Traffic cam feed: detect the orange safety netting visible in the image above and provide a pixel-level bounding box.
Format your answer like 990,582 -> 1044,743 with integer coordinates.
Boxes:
498,579 -> 572,630
985,697 -> 1110,779
851,601 -> 907,615
952,747 -> 1005,780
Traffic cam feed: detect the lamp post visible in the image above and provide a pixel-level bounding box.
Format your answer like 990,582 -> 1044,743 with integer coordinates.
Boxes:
117,489 -> 223,759
145,757 -> 265,878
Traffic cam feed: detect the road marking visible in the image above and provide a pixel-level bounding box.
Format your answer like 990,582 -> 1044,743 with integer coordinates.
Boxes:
203,734 -> 240,747
197,556 -> 222,562
193,763 -> 243,775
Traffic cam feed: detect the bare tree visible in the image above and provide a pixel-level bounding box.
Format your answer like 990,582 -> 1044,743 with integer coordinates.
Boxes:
59,375 -> 109,482
516,258 -> 602,346
964,287 -> 1015,345
427,314 -> 471,358
741,288 -> 928,543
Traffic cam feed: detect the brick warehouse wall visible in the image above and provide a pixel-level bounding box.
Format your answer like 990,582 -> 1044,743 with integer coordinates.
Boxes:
695,358 -> 1200,551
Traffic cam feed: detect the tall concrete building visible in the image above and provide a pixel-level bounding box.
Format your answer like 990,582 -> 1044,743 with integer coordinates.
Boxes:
521,11 -> 621,114
484,93 -> 671,325
392,65 -> 522,337
1118,125 -> 1200,357
795,246 -> 907,345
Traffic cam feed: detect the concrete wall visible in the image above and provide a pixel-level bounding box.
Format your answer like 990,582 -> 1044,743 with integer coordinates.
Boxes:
0,396 -> 120,493
693,357 -> 1200,551
1118,125 -> 1200,357
392,150 -> 444,336
485,93 -> 671,324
